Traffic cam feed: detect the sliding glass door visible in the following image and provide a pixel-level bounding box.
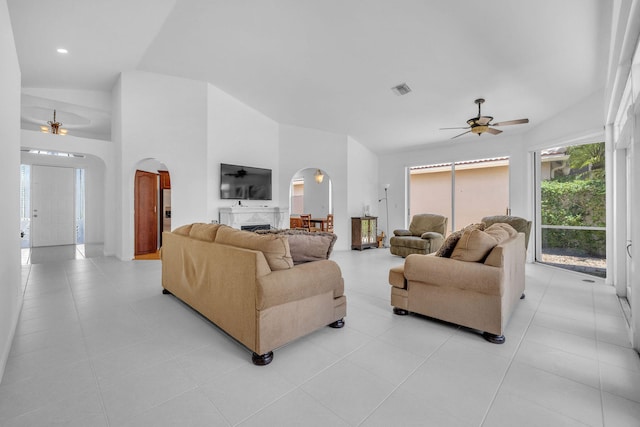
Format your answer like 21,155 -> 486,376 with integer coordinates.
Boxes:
536,143 -> 606,278
410,157 -> 509,234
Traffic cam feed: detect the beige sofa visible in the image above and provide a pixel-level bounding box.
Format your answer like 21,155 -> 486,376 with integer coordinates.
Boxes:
161,223 -> 346,365
388,223 -> 525,343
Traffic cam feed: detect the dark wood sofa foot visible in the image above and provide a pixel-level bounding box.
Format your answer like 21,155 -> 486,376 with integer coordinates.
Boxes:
329,318 -> 345,328
162,288 -> 172,295
252,351 -> 274,366
393,307 -> 409,315
482,332 -> 506,344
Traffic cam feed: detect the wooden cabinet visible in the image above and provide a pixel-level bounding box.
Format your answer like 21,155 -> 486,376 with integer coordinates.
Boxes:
159,170 -> 171,189
351,217 -> 378,250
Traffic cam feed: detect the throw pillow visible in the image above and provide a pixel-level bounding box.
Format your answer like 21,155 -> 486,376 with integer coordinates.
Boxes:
172,223 -> 193,236
188,223 -> 221,242
435,230 -> 462,257
256,229 -> 337,264
485,223 -> 518,241
450,228 -> 498,262
434,223 -> 484,258
215,226 -> 294,271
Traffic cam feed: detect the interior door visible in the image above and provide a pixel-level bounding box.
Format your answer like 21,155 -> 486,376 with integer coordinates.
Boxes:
135,170 -> 158,255
31,165 -> 75,247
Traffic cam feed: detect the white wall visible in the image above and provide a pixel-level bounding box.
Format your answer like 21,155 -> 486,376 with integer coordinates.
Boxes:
279,125 -> 356,250
116,71 -> 208,260
207,84 -> 280,221
348,135 -> 380,221
0,0 -> 22,384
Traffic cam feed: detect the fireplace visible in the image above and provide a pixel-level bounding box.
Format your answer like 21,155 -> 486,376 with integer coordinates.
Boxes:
219,207 -> 287,230
241,224 -> 271,232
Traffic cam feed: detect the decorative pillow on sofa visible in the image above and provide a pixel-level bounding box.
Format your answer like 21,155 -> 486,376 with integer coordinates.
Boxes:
172,223 -> 193,236
188,223 -> 221,242
256,229 -> 337,264
215,226 -> 294,271
434,230 -> 462,257
450,223 -> 516,262
435,223 -> 484,258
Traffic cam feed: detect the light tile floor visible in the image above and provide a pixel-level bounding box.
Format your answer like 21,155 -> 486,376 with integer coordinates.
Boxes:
2,247 -> 640,426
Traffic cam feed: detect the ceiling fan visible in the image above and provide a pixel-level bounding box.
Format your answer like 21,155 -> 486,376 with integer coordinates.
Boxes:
441,98 -> 529,139
225,168 -> 248,178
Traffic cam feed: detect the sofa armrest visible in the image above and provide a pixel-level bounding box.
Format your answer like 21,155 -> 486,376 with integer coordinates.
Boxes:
404,254 -> 503,296
394,229 -> 412,236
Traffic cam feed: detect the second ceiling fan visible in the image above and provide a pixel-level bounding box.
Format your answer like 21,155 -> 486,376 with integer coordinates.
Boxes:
441,98 -> 529,139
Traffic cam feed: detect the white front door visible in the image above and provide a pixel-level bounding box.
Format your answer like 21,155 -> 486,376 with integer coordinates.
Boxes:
31,165 -> 75,247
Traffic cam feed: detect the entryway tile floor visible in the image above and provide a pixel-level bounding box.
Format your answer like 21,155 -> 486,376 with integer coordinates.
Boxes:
2,247 -> 639,426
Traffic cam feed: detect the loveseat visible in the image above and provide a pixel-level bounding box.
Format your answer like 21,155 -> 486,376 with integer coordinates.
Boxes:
389,213 -> 448,257
161,223 -> 347,365
388,222 -> 525,343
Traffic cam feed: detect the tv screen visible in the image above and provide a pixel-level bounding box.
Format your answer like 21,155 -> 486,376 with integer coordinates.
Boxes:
220,163 -> 272,200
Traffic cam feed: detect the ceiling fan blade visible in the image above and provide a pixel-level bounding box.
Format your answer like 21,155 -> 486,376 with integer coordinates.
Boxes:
451,130 -> 471,139
485,127 -> 503,135
492,118 -> 529,126
440,126 -> 470,130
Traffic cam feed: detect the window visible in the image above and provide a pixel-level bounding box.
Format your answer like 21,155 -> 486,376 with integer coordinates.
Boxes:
410,157 -> 509,233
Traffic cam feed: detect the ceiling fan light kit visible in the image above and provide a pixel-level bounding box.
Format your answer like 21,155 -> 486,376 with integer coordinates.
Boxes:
441,98 -> 528,139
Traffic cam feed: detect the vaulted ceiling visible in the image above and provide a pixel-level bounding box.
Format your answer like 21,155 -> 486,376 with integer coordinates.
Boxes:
8,0 -> 612,152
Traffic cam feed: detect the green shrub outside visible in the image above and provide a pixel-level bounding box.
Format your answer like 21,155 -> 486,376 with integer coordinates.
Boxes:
541,177 -> 606,257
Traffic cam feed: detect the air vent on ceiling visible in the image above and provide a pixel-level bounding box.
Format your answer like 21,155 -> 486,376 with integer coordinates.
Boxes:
391,83 -> 412,96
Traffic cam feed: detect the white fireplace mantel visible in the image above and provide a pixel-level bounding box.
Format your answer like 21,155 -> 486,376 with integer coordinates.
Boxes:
218,206 -> 288,230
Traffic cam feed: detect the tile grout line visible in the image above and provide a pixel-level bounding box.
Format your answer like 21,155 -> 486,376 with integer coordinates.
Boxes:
479,267 -> 553,427
357,331 -> 458,426
63,261 -> 113,427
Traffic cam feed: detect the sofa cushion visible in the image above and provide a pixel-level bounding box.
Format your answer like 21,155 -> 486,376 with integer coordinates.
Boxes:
435,223 -> 484,258
172,223 -> 193,236
256,229 -> 337,264
483,223 -> 517,244
188,223 -> 221,242
215,226 -> 294,271
485,222 -> 518,239
451,228 -> 499,262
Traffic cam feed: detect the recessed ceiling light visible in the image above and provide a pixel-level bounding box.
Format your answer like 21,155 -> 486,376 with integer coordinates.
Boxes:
56,48 -> 68,54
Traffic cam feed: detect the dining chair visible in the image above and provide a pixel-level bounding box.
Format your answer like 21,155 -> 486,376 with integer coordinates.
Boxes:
299,214 -> 311,231
325,214 -> 334,233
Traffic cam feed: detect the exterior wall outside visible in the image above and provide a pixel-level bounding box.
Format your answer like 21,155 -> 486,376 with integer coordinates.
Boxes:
410,164 -> 509,234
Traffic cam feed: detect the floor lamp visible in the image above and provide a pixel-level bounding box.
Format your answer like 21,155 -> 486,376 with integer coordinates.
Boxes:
378,184 -> 390,247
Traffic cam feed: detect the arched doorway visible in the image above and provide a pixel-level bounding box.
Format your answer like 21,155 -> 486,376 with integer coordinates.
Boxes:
289,168 -> 332,227
134,159 -> 171,259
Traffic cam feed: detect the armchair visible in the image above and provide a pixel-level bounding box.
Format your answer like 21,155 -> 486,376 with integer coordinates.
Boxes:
390,214 -> 448,257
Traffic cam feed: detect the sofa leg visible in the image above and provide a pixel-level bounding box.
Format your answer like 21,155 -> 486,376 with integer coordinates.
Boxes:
329,318 -> 345,328
482,332 -> 506,344
520,293 -> 525,299
252,351 -> 274,366
393,307 -> 409,316
162,288 -> 172,295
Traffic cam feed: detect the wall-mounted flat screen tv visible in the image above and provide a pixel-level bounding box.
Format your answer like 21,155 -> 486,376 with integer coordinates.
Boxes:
220,163 -> 272,200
